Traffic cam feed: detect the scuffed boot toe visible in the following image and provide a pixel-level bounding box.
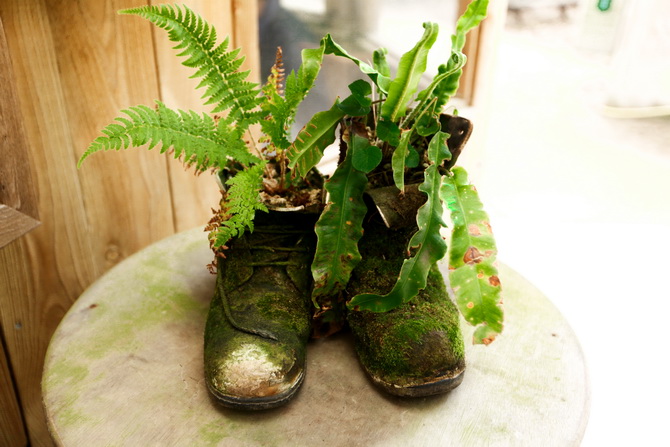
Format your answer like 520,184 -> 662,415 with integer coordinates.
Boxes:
206,338 -> 305,410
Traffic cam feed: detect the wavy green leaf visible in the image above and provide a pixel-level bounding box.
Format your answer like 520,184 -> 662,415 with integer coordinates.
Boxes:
381,22 -> 439,122
373,48 -> 391,78
418,0 -> 489,108
337,97 -> 370,117
453,0 -> 490,50
338,79 -> 373,116
311,144 -> 368,310
322,34 -> 391,93
405,147 -> 420,168
391,130 -> 413,191
416,110 -> 440,137
348,132 -> 451,312
286,100 -> 345,178
347,79 -> 373,107
441,166 -> 503,345
416,51 -> 466,111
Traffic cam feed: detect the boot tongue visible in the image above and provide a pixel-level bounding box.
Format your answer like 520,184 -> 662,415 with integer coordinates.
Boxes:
365,184 -> 426,229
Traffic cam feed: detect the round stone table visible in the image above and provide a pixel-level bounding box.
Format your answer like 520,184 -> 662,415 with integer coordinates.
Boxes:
43,228 -> 590,446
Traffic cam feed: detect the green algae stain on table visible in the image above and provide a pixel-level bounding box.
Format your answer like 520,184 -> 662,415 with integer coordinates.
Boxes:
43,228 -> 589,446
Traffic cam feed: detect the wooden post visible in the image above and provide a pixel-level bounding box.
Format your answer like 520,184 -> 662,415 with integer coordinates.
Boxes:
0,333 -> 27,447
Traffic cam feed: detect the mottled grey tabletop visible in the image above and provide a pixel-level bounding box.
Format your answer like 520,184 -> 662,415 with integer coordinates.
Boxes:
43,228 -> 589,446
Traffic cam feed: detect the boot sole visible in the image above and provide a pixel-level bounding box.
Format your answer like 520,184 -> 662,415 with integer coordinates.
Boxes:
369,367 -> 465,398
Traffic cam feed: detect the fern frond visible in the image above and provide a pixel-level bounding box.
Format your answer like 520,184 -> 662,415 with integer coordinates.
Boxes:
266,47 -> 286,96
78,101 -> 258,171
209,164 -> 268,250
120,4 -> 262,120
261,42 -> 328,152
261,48 -> 292,150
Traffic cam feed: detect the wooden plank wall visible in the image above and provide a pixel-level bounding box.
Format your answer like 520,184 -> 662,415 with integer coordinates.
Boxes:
0,1 -> 258,445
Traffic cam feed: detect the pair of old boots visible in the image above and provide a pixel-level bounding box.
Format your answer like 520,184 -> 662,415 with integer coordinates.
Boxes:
204,202 -> 465,410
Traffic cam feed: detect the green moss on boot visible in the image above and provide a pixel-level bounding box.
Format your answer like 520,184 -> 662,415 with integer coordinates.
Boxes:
204,210 -> 316,410
347,220 -> 466,396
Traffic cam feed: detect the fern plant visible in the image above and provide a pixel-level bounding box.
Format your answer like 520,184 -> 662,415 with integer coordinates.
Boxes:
79,4 -> 327,253
80,1 -> 503,345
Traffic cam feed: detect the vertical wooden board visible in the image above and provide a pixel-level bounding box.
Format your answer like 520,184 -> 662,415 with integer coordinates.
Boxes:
0,328 -> 27,447
148,0 -> 236,233
0,238 -> 55,447
458,23 -> 481,105
231,0 -> 262,156
1,1 -> 258,445
453,0 -> 507,186
456,0 -> 480,105
47,0 -> 176,265
0,0 -> 174,445
232,0 -> 260,83
468,0 -> 508,109
0,2 -> 99,443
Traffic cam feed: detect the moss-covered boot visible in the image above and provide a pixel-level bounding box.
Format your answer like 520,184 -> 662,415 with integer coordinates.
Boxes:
204,210 -> 317,410
346,207 -> 466,397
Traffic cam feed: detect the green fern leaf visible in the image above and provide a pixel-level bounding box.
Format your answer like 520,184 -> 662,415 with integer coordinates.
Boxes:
380,22 -> 439,122
120,5 -> 261,120
373,47 -> 391,78
311,139 -> 368,313
284,45 -> 327,112
78,101 -> 258,171
391,130 -> 413,192
323,34 -> 391,94
261,41 -> 328,151
286,100 -> 345,178
441,166 -> 503,345
418,0 -> 488,108
453,0 -> 490,51
209,164 -> 268,249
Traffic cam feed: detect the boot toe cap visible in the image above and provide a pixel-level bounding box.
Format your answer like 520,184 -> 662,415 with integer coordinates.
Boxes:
206,341 -> 305,410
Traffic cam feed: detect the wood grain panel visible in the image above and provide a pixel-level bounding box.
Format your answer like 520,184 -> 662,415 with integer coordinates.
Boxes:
0,237 -> 46,447
233,0 -> 260,83
0,327 -> 27,447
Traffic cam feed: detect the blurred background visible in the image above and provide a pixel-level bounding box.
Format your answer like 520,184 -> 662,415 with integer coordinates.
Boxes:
2,0 -> 668,445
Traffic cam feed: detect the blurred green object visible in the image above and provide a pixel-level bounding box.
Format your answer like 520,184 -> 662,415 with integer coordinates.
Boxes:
597,0 -> 612,11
